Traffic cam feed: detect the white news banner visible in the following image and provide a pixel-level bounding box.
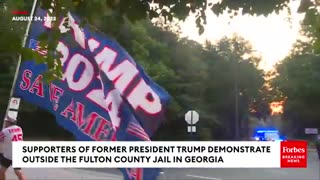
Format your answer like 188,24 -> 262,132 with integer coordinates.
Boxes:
12,141 -> 307,168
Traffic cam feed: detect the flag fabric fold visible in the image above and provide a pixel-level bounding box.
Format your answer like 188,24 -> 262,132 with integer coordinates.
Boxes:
13,7 -> 170,180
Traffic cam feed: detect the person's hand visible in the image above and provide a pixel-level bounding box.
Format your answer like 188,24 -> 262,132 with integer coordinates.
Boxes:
6,115 -> 15,122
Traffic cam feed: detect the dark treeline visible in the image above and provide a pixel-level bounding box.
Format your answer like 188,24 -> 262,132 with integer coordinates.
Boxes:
1,0 -> 320,141
0,17 -> 269,141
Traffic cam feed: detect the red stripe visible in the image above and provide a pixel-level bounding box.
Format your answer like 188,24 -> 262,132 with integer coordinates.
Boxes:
128,124 -> 149,136
136,168 -> 142,180
111,132 -> 117,141
37,52 -> 47,55
12,11 -> 29,15
35,47 -> 48,52
127,129 -> 150,141
127,128 -> 150,141
33,49 -> 48,55
128,130 -> 149,141
128,124 -> 144,131
128,124 -> 149,137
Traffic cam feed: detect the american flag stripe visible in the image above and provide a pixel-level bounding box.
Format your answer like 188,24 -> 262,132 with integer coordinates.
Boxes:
127,124 -> 150,141
127,129 -> 150,141
136,168 -> 142,180
127,124 -> 149,139
128,124 -> 149,138
126,168 -> 143,180
34,44 -> 48,56
29,39 -> 48,56
127,126 -> 150,141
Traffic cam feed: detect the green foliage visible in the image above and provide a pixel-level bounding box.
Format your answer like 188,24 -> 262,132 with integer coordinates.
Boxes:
1,0 -> 292,81
295,0 -> 320,54
271,54 -> 320,137
211,0 -> 290,17
0,55 -> 16,115
269,0 -> 320,138
109,20 -> 266,140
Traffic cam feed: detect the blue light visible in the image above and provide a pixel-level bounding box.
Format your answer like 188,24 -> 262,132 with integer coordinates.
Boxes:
256,130 -> 279,133
252,127 -> 285,141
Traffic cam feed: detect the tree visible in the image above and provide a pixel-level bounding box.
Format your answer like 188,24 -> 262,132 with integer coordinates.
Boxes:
0,0 -> 294,80
269,0 -> 320,138
295,0 -> 320,54
199,35 -> 266,139
50,0 -> 292,34
271,53 -> 320,137
0,0 -> 270,140
0,2 -> 27,118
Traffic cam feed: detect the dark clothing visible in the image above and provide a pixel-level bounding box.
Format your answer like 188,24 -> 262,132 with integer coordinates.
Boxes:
0,154 -> 20,170
316,142 -> 320,160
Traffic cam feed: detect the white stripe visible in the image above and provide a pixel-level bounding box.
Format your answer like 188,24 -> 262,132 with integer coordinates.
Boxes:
127,132 -> 149,141
127,125 -> 150,140
36,51 -> 48,55
36,48 -> 47,52
127,129 -> 150,141
186,174 -> 222,180
128,124 -> 145,133
33,48 -> 48,55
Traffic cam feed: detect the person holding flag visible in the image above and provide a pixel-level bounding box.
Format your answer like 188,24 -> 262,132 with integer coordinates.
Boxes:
0,116 -> 25,180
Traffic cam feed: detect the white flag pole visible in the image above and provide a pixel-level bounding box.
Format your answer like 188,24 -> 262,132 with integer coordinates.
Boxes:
3,0 -> 38,127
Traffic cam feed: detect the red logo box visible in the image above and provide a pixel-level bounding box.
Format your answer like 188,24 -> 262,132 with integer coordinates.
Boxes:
280,141 -> 307,168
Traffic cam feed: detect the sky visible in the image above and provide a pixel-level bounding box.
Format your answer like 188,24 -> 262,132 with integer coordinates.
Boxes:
179,1 -> 305,71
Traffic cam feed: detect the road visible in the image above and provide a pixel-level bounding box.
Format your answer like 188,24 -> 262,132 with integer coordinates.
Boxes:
5,150 -> 319,180
6,168 -> 122,180
88,150 -> 320,180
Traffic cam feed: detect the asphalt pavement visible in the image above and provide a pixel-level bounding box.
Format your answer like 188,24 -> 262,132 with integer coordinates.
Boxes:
88,150 -> 320,180
6,168 -> 122,180
5,150 -> 319,180
163,150 -> 320,179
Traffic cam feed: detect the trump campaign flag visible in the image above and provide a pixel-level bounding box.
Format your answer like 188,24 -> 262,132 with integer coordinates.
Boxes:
13,7 -> 170,180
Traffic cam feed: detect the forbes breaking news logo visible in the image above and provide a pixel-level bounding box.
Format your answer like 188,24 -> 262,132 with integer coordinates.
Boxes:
280,141 -> 307,168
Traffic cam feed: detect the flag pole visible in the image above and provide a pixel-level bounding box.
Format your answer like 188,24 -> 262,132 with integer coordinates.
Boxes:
3,0 -> 38,127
